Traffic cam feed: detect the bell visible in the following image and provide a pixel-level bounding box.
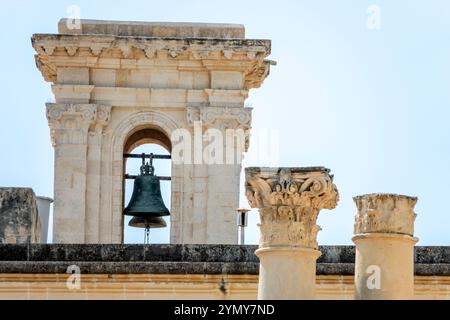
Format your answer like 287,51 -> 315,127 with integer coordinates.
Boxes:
124,161 -> 170,218
128,216 -> 167,229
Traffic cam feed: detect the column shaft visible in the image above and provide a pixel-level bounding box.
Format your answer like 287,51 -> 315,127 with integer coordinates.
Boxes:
257,247 -> 320,300
352,193 -> 418,300
53,144 -> 88,243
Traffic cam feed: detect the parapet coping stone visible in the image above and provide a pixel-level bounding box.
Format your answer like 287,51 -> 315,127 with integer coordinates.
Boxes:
58,19 -> 246,39
0,244 -> 448,275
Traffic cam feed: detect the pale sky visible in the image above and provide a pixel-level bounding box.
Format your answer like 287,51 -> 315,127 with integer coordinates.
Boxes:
0,0 -> 449,245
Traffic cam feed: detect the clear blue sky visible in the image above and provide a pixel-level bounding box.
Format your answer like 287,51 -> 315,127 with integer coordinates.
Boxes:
0,0 -> 449,245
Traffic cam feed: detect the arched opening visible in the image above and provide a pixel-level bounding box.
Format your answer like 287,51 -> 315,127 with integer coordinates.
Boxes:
122,127 -> 172,244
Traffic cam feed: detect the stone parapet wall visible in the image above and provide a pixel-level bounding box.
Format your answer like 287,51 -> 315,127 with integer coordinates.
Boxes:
0,244 -> 448,300
0,244 -> 448,276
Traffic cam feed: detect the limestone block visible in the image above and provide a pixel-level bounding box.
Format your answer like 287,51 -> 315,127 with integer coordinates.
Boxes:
193,178 -> 208,193
52,84 -> 94,103
193,72 -> 210,89
0,188 -> 41,244
58,19 -> 246,39
193,192 -> 208,213
211,71 -> 244,90
150,89 -> 187,104
56,67 -> 89,85
127,70 -> 152,88
178,72 -> 194,89
90,69 -> 116,87
150,70 -> 179,89
205,89 -> 248,107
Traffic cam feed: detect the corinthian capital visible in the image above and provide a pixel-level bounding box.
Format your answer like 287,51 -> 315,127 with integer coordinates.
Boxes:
245,167 -> 339,249
186,106 -> 252,129
353,193 -> 417,236
46,103 -> 111,146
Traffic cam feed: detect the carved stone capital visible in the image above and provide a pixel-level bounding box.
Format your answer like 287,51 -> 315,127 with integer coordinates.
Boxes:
46,103 -> 112,146
353,193 -> 417,236
186,106 -> 252,129
245,167 -> 339,249
187,106 -> 251,151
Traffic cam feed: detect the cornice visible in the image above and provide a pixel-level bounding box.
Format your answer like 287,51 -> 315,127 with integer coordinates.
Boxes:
31,33 -> 272,89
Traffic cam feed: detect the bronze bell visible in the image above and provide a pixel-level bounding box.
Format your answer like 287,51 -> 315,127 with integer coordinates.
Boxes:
124,161 -> 170,222
128,216 -> 167,229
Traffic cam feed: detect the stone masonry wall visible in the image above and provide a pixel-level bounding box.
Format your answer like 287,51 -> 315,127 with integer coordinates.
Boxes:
0,188 -> 41,244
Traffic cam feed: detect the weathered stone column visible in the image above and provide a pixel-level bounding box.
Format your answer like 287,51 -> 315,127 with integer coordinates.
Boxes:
183,107 -> 252,244
46,103 -> 110,243
352,193 -> 418,300
245,167 -> 339,300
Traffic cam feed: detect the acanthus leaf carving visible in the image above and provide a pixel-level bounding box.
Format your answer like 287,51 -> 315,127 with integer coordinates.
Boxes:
245,167 -> 339,249
43,45 -> 55,55
46,103 -> 111,146
119,45 -> 133,59
65,46 -> 78,56
169,50 -> 178,58
144,48 -> 155,59
353,193 -> 417,236
90,45 -> 103,56
186,106 -> 252,129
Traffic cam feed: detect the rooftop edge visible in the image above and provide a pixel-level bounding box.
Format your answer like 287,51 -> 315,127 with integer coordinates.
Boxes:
58,19 -> 246,39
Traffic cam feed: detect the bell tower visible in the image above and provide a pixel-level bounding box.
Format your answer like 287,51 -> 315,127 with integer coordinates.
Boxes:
32,19 -> 272,244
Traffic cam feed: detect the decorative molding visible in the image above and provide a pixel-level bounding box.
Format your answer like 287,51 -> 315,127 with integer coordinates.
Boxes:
46,103 -> 111,146
245,167 -> 339,249
65,46 -> 78,56
186,106 -> 252,128
191,51 -> 210,59
222,50 -> 234,59
353,193 -> 417,236
96,105 -> 112,125
31,35 -> 272,89
245,60 -> 271,89
144,48 -> 155,59
204,89 -> 248,108
90,45 -> 103,56
32,36 -> 270,59
119,45 -> 133,59
43,45 -> 55,55
169,50 -> 178,58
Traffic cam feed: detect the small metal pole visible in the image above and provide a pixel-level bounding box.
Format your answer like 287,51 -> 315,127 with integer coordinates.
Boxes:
144,227 -> 150,244
236,208 -> 250,245
240,227 -> 245,246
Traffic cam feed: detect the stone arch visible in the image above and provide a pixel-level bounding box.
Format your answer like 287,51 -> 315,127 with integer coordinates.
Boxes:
124,128 -> 172,154
110,111 -> 180,243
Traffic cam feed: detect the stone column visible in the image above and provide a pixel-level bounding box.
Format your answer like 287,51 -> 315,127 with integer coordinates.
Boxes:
352,193 -> 418,300
85,107 -> 111,243
245,167 -> 339,300
176,106 -> 251,244
46,103 -> 110,243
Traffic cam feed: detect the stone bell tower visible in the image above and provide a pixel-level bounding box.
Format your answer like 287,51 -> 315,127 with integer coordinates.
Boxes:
32,19 -> 272,244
